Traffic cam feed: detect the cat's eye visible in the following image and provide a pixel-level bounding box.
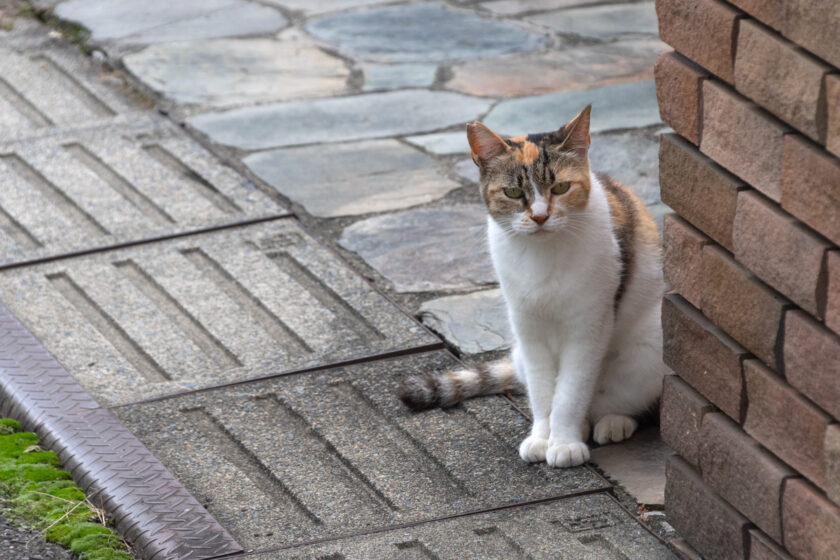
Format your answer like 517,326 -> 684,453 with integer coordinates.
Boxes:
503,187 -> 525,199
551,182 -> 572,195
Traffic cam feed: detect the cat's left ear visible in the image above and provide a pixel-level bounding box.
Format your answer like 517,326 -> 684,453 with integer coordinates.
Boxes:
555,104 -> 591,159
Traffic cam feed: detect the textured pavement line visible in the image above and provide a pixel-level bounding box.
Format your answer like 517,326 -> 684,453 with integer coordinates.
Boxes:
0,303 -> 243,560
227,489 -> 614,558
108,343 -> 445,410
0,213 -> 291,272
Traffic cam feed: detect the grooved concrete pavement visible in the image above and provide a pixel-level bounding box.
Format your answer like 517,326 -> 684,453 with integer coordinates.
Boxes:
0,1 -> 681,558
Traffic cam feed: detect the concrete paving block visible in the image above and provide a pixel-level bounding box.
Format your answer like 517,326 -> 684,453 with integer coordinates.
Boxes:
123,34 -> 349,111
0,47 -> 138,142
244,139 -> 460,217
0,220 -> 436,405
527,2 -> 658,40
188,90 -> 492,150
0,117 -> 286,266
483,80 -> 661,137
419,289 -> 512,354
55,0 -> 288,45
245,493 -> 675,559
361,63 -> 438,91
339,205 -> 496,293
113,352 -> 610,550
305,3 -> 547,63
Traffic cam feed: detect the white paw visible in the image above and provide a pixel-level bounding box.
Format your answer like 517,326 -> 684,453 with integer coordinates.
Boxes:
593,414 -> 638,445
545,440 -> 590,468
519,435 -> 548,463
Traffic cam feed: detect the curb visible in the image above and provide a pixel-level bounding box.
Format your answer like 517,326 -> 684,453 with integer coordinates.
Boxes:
0,303 -> 242,560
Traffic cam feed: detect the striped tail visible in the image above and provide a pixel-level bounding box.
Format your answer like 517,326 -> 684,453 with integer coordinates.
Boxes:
397,358 -> 521,410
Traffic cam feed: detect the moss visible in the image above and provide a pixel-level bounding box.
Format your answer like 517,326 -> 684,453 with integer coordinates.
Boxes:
0,419 -> 130,559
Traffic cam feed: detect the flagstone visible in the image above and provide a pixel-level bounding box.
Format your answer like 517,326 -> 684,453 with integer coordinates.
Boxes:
361,63 -> 438,91
419,289 -> 512,354
526,2 -> 658,40
404,132 -> 470,155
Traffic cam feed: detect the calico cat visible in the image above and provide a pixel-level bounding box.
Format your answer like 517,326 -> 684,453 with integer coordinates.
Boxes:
398,105 -> 667,468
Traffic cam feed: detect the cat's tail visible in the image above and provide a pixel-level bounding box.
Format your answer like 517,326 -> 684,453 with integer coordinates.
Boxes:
397,358 -> 520,410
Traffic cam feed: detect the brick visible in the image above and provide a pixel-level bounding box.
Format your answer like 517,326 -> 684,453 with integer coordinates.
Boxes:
784,310 -> 840,420
660,133 -> 743,250
743,359 -> 831,490
699,412 -> 794,541
701,80 -> 788,202
827,75 -> 840,159
735,20 -> 832,142
654,52 -> 707,144
827,252 -> 840,335
749,529 -> 793,560
662,294 -> 747,420
665,455 -> 749,560
733,190 -> 830,317
727,0 -> 783,30
655,0 -> 740,83
825,425 -> 840,505
660,374 -> 715,467
702,245 -> 789,368
783,0 -> 840,71
663,214 -> 709,309
782,479 -> 840,560
781,134 -> 840,246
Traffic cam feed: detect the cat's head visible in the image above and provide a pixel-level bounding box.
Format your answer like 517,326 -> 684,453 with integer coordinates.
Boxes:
466,105 -> 591,236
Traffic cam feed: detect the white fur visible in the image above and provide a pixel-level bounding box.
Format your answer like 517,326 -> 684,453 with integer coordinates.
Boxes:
488,171 -> 667,467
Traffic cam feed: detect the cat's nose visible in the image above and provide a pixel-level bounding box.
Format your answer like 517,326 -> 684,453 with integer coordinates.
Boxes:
530,214 -> 548,226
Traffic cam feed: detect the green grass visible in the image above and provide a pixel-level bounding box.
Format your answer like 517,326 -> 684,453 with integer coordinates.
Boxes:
0,419 -> 131,559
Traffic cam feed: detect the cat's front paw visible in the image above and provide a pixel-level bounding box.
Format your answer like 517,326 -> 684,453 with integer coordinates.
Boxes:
519,435 -> 549,462
593,414 -> 638,445
545,440 -> 589,468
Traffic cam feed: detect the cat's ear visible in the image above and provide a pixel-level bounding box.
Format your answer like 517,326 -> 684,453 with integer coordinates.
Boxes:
467,122 -> 509,167
554,104 -> 591,159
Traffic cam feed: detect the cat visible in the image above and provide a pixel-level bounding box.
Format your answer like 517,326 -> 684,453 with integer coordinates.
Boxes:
397,105 -> 667,468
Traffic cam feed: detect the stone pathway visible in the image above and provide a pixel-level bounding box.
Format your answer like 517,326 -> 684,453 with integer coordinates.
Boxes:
0,1 -> 678,558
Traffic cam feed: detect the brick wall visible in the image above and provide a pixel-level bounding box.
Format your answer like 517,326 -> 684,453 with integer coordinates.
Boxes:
655,1 -> 840,558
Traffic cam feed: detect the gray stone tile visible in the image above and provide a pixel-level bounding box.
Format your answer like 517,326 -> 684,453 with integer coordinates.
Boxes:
420,289 -> 513,354
0,47 -> 139,142
264,0 -> 389,16
243,493 -> 675,559
454,158 -> 480,183
481,0 -> 622,16
590,427 -> 670,506
339,205 -> 496,293
243,140 -> 461,217
528,2 -> 658,40
113,352 -> 608,550
448,38 -> 667,97
305,3 -> 547,63
0,220 -> 436,405
361,62 -> 438,91
405,132 -> 470,155
188,90 -> 492,150
54,0 -> 288,45
482,80 -> 660,136
0,117 -> 286,266
123,33 -> 349,111
589,130 -> 660,206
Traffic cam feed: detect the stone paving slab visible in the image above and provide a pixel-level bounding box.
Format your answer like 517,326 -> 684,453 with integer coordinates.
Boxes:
264,0 -> 389,16
0,46 -> 139,142
188,90 -> 493,150
527,2 -> 658,40
113,351 -> 609,551
588,130 -> 661,206
54,0 -> 288,45
419,289 -> 511,354
447,38 -> 666,97
0,116 -> 286,266
483,80 -> 660,136
0,219 -> 436,406
361,62 -> 438,91
590,427 -> 670,506
404,132 -> 470,155
305,3 -> 548,63
480,0 -> 617,16
243,493 -> 674,559
243,139 -> 461,217
122,32 -> 350,112
339,205 -> 496,293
